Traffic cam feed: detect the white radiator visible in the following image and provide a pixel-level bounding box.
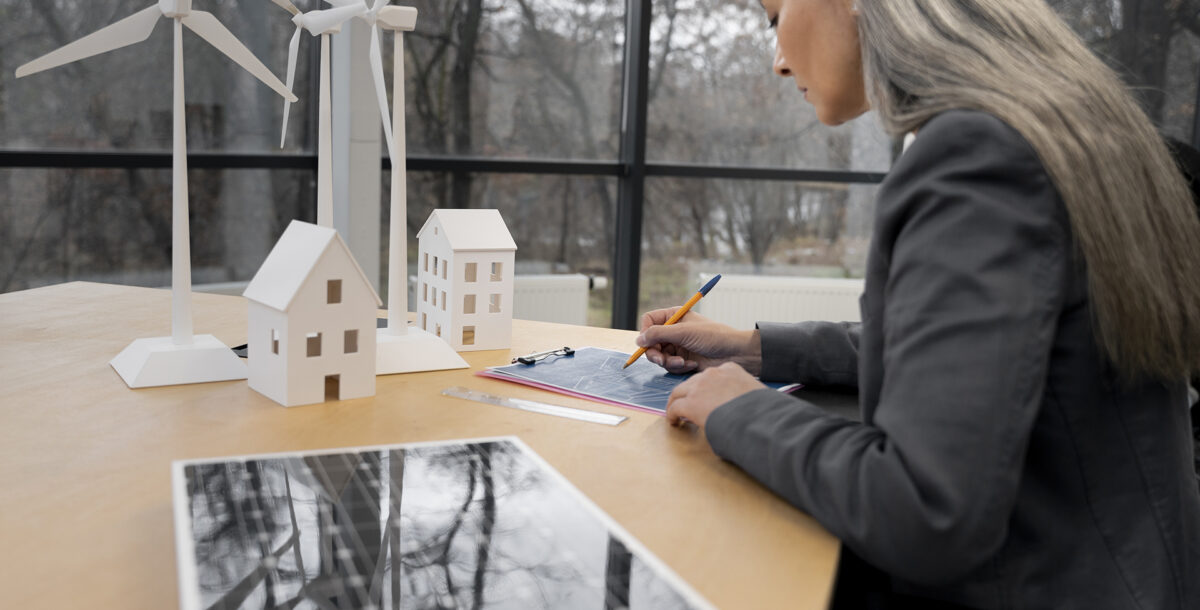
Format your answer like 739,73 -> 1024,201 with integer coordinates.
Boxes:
695,274 -> 863,330
512,274 -> 590,325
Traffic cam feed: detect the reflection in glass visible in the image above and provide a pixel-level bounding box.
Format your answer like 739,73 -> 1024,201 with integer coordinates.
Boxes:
1,1 -> 316,154
640,177 -> 880,313
646,0 -> 892,171
0,168 -> 315,293
386,173 -> 616,327
179,439 -> 709,609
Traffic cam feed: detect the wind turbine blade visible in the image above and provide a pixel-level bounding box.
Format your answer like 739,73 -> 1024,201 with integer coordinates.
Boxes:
181,11 -> 297,103
369,26 -> 396,162
299,5 -> 366,35
371,0 -> 390,12
280,26 -> 303,148
269,0 -> 301,15
323,0 -> 365,7
15,6 -> 161,78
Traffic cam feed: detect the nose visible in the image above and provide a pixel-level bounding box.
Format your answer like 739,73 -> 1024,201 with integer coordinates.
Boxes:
773,44 -> 791,77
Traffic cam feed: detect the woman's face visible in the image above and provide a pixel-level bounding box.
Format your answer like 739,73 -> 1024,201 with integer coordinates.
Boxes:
763,0 -> 869,125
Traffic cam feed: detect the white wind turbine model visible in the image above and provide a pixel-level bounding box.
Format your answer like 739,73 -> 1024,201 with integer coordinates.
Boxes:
273,0 -> 398,227
374,6 -> 468,374
16,0 -> 298,388
272,1 -> 466,373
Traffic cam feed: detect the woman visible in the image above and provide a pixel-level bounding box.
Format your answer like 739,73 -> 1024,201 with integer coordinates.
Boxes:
638,1 -> 1200,607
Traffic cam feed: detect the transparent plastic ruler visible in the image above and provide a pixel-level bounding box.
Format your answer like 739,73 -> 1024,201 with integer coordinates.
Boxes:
441,386 -> 627,426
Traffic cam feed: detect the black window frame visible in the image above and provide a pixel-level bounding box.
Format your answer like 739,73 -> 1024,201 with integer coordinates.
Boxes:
9,0 -> 1191,329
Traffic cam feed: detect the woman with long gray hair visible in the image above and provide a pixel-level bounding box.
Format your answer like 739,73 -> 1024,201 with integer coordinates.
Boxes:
637,0 -> 1200,607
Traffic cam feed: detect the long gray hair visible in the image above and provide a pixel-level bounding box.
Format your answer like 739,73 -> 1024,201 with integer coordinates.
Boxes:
858,0 -> 1200,382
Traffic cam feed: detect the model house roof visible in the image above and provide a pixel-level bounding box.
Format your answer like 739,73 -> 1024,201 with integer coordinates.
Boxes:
244,220 -> 382,312
416,209 -> 518,252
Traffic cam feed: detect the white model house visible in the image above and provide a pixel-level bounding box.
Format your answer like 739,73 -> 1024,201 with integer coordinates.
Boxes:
415,209 -> 517,351
243,221 -> 382,407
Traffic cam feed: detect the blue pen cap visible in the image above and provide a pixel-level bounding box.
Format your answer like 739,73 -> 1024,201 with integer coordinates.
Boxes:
698,274 -> 722,296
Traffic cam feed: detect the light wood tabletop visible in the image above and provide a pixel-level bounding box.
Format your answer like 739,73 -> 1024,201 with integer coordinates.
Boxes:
0,282 -> 839,609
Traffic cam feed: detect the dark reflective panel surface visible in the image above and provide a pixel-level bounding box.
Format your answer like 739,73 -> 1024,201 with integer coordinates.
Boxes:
179,439 -> 710,610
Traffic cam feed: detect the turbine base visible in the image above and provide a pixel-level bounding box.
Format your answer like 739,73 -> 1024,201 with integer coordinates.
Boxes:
376,327 -> 469,375
111,335 -> 247,388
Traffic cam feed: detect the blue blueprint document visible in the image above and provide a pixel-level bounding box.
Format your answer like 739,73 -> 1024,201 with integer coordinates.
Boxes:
480,347 -> 799,414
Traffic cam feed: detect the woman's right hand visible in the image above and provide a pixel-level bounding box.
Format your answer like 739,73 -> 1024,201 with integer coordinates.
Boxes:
636,307 -> 762,375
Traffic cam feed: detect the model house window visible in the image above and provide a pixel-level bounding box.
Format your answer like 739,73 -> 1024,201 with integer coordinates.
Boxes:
431,289 -> 437,307
435,323 -> 441,337
271,328 -> 280,355
463,294 -> 476,314
441,290 -> 447,311
423,283 -> 428,302
433,255 -> 439,276
423,252 -> 428,272
465,262 -> 477,282
442,260 -> 448,280
344,329 -> 358,354
327,279 -> 342,304
490,293 -> 502,313
462,326 -> 475,346
306,332 -> 322,357
422,313 -> 427,330
490,262 -> 503,281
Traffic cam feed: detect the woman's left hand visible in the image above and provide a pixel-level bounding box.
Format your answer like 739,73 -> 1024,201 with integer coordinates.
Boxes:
665,362 -> 766,430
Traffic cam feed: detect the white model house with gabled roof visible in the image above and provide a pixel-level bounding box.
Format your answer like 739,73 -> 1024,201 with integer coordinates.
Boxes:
416,209 -> 517,351
243,220 -> 382,407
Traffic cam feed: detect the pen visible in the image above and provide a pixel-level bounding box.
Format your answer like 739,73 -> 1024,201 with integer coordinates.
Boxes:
624,274 -> 721,369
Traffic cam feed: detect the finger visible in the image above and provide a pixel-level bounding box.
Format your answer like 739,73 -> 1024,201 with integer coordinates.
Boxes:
640,306 -> 682,331
663,354 -> 696,374
665,390 -> 689,426
639,322 -> 689,348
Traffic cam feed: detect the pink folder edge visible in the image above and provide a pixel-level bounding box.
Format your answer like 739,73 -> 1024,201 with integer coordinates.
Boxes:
476,369 -> 802,417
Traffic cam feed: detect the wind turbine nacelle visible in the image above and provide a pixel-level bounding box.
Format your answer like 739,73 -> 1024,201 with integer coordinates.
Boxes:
159,0 -> 192,18
378,6 -> 418,32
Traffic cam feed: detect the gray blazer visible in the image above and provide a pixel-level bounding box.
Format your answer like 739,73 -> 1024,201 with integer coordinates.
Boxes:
707,110 -> 1200,609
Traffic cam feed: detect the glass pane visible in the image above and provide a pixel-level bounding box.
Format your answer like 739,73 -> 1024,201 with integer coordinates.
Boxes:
385,172 -> 616,327
0,168 -> 315,293
1049,1 -> 1200,142
647,0 -> 893,171
1,1 -> 317,153
400,0 -> 623,160
640,177 -> 879,317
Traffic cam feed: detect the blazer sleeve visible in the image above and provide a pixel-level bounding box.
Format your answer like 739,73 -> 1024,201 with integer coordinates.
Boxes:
706,112 -> 1069,585
757,321 -> 861,387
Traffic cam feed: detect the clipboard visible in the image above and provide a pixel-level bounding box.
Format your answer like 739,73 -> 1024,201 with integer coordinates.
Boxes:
477,346 -> 800,415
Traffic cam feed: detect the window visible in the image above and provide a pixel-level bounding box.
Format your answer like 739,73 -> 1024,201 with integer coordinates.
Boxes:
422,313 -> 427,330
327,279 -> 342,304
490,262 -> 503,281
462,326 -> 475,345
344,329 -> 358,354
463,293 -> 476,314
435,323 -> 441,338
10,0 -> 1191,334
306,332 -> 322,357
441,290 -> 447,311
433,256 -> 439,276
431,289 -> 436,307
465,262 -> 477,282
271,328 -> 280,355
423,283 -> 428,302
490,293 -> 502,314
442,259 -> 448,280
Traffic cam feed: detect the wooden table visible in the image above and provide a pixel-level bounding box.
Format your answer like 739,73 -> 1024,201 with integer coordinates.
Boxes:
0,282 -> 839,609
